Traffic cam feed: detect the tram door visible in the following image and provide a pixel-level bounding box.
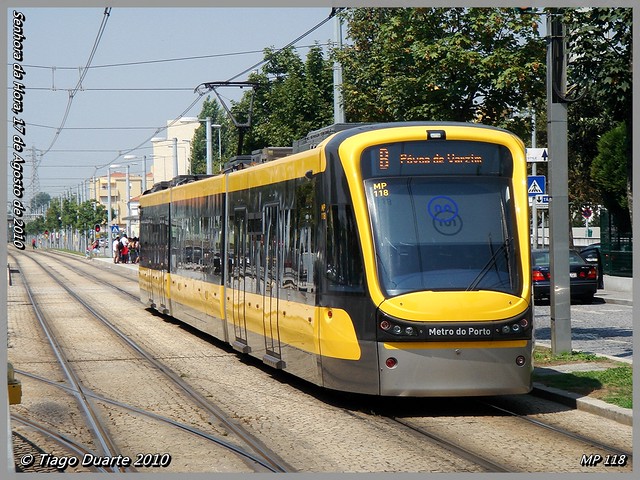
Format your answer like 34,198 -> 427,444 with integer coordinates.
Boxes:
230,208 -> 250,353
261,204 -> 284,368
154,214 -> 170,314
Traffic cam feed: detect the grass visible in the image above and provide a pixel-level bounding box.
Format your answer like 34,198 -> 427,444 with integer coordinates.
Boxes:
533,346 -> 632,409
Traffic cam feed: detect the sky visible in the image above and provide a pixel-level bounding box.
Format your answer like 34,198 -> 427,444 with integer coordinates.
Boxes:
6,6 -> 337,202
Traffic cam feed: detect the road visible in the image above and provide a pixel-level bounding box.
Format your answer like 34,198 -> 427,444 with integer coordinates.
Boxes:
533,299 -> 633,361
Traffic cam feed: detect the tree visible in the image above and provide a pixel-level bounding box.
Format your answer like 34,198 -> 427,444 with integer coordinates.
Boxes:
230,45 -> 334,153
75,200 -> 107,232
564,7 -> 632,227
44,199 -> 62,233
26,216 -> 46,235
190,97 -> 227,174
591,123 -> 630,231
335,8 -> 546,139
30,192 -> 51,212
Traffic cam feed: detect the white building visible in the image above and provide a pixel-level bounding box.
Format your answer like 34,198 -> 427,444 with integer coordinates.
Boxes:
150,117 -> 200,183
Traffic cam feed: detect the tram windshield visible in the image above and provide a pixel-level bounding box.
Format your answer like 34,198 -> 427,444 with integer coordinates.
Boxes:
364,176 -> 520,297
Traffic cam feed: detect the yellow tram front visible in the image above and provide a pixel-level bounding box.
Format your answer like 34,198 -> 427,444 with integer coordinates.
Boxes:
326,123 -> 532,396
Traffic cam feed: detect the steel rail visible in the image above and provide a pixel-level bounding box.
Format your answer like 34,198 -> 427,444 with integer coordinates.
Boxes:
16,251 -> 294,473
11,413 -> 109,473
14,369 -> 283,472
9,253 -> 134,473
389,416 -> 514,473
481,400 -> 633,459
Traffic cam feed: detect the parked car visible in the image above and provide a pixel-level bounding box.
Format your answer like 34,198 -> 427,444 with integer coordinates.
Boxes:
531,249 -> 598,304
579,243 -> 600,264
580,243 -> 604,289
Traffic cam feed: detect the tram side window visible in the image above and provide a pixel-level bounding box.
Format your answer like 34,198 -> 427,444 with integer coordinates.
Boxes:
202,198 -> 224,283
140,205 -> 168,270
326,204 -> 364,293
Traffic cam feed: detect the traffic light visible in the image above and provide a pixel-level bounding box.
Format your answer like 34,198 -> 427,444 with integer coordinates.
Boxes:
95,225 -> 101,233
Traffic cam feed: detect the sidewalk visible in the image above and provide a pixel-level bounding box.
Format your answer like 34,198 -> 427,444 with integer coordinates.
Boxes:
594,288 -> 633,306
533,278 -> 633,425
91,254 -> 138,272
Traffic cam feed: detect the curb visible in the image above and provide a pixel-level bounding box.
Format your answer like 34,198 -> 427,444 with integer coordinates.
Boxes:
531,383 -> 632,426
598,296 -> 633,306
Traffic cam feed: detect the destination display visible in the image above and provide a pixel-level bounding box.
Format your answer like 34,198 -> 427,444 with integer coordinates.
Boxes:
361,140 -> 513,178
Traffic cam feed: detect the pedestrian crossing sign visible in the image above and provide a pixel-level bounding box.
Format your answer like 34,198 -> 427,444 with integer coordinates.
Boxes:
527,175 -> 546,197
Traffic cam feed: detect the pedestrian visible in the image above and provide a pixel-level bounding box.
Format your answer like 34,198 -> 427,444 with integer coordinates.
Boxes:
595,247 -> 605,290
113,236 -> 121,263
120,234 -> 129,263
129,237 -> 139,264
31,238 -> 36,249
121,240 -> 129,263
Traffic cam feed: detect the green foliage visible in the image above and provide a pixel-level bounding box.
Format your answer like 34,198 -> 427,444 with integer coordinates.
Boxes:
230,45 -> 334,153
190,97 -> 226,174
29,192 -> 51,211
533,347 -> 632,409
592,123 -> 629,211
564,8 -> 632,227
34,198 -> 106,234
533,348 -> 602,365
534,366 -> 632,409
335,8 -> 545,139
564,8 -> 631,122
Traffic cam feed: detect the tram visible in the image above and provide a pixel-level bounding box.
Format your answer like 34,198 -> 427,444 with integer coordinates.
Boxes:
139,122 -> 533,396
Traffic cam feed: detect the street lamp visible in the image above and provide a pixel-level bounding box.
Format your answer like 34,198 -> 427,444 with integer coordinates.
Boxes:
125,163 -> 138,236
172,137 -> 178,178
181,140 -> 192,174
211,123 -> 222,174
198,118 -> 222,174
124,154 -> 149,193
107,164 -> 121,259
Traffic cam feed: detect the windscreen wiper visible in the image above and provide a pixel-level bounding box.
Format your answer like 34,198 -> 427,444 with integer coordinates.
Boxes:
466,238 -> 511,291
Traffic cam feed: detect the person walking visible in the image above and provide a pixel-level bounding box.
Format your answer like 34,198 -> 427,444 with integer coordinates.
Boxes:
120,234 -> 129,263
113,236 -> 121,263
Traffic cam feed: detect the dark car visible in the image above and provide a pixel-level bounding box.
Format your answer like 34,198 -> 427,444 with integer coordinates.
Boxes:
532,249 -> 598,304
580,243 -> 604,289
580,242 -> 600,264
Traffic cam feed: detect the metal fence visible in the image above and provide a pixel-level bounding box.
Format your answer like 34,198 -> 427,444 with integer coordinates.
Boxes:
600,209 -> 633,277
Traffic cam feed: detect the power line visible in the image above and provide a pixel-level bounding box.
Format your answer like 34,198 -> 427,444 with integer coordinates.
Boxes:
40,8 -> 112,157
38,9 -> 336,183
14,121 -> 161,131
22,87 -> 195,92
228,17 -> 334,81
17,44 -> 330,71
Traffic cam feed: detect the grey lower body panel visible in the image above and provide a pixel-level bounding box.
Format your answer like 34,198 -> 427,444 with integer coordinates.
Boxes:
377,342 -> 533,396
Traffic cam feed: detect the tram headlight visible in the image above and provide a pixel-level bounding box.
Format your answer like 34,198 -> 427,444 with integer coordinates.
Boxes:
377,312 -> 420,338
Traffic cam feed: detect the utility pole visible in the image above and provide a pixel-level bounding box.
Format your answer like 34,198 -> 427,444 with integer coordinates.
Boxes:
332,8 -> 345,124
547,10 -> 571,354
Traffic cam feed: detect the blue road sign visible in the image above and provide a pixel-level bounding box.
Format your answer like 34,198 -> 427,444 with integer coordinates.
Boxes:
110,225 -> 120,233
527,175 -> 546,197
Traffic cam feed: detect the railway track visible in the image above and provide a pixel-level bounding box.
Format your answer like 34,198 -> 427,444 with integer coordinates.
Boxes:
8,249 -> 633,473
8,250 -> 293,473
481,399 -> 633,461
345,395 -> 633,473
